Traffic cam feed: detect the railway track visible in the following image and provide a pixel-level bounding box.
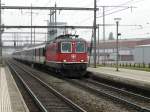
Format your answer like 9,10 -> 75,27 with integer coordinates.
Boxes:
66,78 -> 150,112
7,60 -> 86,112
7,59 -> 150,112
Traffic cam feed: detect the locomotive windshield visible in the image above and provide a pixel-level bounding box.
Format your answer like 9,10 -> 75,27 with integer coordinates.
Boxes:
61,42 -> 72,53
76,42 -> 85,53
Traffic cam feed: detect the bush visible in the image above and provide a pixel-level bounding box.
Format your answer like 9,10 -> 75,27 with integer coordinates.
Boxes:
143,63 -> 145,68
149,63 -> 150,68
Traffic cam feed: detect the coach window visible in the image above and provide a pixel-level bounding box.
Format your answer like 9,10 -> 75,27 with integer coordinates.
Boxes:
34,49 -> 36,56
36,49 -> 39,56
39,48 -> 41,56
35,49 -> 37,56
39,48 -> 40,56
61,42 -> 72,53
40,48 -> 43,56
76,42 -> 85,53
57,42 -> 61,52
32,49 -> 34,56
43,48 -> 45,56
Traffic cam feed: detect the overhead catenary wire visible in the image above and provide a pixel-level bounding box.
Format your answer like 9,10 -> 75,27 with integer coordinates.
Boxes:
97,7 -> 130,18
74,0 -> 138,25
81,0 -> 144,23
104,0 -> 145,12
74,6 -> 131,25
2,0 -> 148,40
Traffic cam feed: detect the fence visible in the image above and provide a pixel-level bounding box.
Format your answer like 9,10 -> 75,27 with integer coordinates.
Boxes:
104,63 -> 150,69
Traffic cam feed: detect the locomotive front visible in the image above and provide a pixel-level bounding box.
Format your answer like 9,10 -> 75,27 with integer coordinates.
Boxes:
59,39 -> 88,70
46,34 -> 88,77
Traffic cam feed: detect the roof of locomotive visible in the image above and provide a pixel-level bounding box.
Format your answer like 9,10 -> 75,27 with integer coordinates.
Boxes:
53,34 -> 86,42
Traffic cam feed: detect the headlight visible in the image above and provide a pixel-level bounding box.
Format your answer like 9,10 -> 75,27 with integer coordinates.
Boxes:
80,60 -> 84,62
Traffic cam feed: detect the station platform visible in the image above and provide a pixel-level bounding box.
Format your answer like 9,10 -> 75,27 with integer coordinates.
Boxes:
0,66 -> 29,112
87,67 -> 150,91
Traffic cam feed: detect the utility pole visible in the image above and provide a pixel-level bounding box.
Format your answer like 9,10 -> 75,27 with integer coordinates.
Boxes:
55,3 -> 57,37
31,4 -> 32,44
49,10 -> 51,23
34,28 -> 35,44
14,32 -> 16,47
102,6 -> 106,65
93,0 -> 97,68
45,33 -> 47,42
16,32 -> 18,46
48,3 -> 57,41
0,0 -> 2,64
97,24 -> 100,64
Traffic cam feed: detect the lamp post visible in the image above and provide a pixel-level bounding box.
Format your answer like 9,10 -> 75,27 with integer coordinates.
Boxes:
114,18 -> 121,71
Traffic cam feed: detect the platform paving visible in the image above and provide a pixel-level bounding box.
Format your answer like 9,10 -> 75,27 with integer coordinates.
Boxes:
0,67 -> 12,112
0,67 -> 29,112
88,67 -> 150,90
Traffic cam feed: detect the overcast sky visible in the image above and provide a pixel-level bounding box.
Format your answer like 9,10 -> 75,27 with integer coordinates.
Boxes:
2,0 -> 150,42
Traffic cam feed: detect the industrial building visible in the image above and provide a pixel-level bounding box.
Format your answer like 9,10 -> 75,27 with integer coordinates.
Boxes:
134,44 -> 150,64
90,38 -> 150,64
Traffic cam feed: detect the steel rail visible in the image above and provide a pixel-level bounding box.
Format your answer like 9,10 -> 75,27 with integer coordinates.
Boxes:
7,61 -> 48,112
66,79 -> 150,112
9,59 -> 150,112
86,78 -> 150,101
8,60 -> 87,112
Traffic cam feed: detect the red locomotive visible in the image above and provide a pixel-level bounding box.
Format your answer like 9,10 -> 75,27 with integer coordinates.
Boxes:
13,34 -> 88,77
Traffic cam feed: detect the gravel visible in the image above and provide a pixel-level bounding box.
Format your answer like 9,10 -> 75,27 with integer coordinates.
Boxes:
32,70 -> 136,112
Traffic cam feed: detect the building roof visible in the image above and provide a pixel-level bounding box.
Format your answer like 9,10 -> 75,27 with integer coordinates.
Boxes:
136,44 -> 150,47
95,38 -> 150,49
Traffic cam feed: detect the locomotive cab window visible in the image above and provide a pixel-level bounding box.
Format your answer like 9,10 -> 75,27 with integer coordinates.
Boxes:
76,42 -> 85,53
61,42 -> 72,53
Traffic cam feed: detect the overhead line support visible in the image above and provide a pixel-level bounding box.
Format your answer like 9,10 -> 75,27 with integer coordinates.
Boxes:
2,25 -> 94,29
93,0 -> 97,68
1,6 -> 98,11
97,5 -> 137,8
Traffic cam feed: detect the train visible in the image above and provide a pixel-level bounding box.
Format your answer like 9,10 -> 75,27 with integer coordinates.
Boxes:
12,34 -> 88,78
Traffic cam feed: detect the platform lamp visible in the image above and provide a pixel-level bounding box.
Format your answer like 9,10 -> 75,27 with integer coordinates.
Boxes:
114,18 -> 121,71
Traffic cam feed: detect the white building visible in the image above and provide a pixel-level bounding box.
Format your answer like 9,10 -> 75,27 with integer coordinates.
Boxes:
89,38 -> 150,64
134,44 -> 150,64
